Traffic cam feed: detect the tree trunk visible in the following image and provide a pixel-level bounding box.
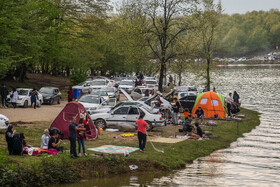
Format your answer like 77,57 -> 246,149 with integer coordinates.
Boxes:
178,72 -> 182,86
90,67 -> 95,76
158,61 -> 165,92
66,66 -> 70,77
207,58 -> 210,89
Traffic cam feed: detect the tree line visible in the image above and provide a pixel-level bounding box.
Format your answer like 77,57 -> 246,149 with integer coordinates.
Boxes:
0,0 -> 279,91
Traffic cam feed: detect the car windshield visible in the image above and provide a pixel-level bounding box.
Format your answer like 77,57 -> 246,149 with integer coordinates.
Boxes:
102,87 -> 114,92
79,96 -> 99,104
17,89 -> 29,96
91,90 -> 108,96
39,88 -> 53,94
120,81 -> 133,85
92,81 -> 106,86
140,89 -> 152,94
145,81 -> 157,84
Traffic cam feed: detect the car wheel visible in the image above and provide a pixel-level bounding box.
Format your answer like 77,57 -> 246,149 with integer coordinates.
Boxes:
50,99 -> 54,105
95,119 -> 107,130
40,100 -> 43,105
23,100 -> 28,108
57,98 -> 61,104
146,121 -> 153,131
117,95 -> 120,101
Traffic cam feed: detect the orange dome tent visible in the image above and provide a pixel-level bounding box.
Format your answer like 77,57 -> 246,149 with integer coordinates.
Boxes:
191,91 -> 227,118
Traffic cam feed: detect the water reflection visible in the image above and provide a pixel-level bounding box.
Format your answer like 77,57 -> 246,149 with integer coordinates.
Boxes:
148,64 -> 280,186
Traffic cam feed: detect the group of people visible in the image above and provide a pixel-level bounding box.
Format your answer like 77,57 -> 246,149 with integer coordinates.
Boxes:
0,84 -> 39,109
225,91 -> 240,117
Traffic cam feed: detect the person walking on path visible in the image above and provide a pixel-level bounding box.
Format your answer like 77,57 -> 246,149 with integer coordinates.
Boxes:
69,116 -> 86,158
30,88 -> 38,109
136,113 -> 148,153
68,86 -> 74,102
1,84 -> 9,108
10,88 -> 18,109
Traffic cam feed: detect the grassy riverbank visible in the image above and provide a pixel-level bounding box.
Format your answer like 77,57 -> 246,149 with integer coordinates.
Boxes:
0,108 -> 260,186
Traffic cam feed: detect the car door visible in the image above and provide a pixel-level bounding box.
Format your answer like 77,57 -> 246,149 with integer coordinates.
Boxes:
134,89 -> 142,100
126,107 -> 140,127
107,106 -> 129,128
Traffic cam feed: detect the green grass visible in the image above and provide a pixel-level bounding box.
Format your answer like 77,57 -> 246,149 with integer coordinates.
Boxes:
0,108 -> 260,186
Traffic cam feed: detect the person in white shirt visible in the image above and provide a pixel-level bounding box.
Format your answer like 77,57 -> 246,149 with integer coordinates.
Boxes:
41,129 -> 50,149
225,93 -> 233,117
10,88 -> 18,108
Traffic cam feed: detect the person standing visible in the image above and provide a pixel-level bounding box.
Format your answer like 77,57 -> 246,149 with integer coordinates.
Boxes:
5,126 -> 16,155
172,97 -> 180,125
77,118 -> 86,156
1,84 -> 9,108
136,113 -> 148,153
225,92 -> 233,117
10,88 -> 18,109
69,116 -> 85,158
30,88 -> 38,109
68,86 -> 74,102
233,91 -> 240,105
145,89 -> 150,97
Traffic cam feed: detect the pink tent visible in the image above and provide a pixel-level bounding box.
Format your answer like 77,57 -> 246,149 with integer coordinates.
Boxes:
50,102 -> 98,139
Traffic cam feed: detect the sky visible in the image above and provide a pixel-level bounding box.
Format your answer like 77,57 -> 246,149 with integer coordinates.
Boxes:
111,0 -> 280,15
215,0 -> 280,14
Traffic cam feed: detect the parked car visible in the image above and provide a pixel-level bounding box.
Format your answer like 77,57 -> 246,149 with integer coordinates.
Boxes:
73,81 -> 94,94
39,87 -> 62,105
177,91 -> 197,99
143,80 -> 158,90
91,79 -> 110,90
138,97 -> 150,102
131,87 -> 153,100
0,114 -> 9,130
144,76 -> 156,81
91,104 -> 164,130
118,80 -> 135,94
180,95 -> 197,112
90,90 -> 109,101
78,95 -> 112,115
100,87 -> 120,101
8,88 -> 43,108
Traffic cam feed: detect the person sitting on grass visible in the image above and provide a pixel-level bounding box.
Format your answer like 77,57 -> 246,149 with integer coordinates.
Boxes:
41,129 -> 50,150
195,107 -> 204,121
184,108 -> 190,121
136,113 -> 148,153
48,132 -> 63,153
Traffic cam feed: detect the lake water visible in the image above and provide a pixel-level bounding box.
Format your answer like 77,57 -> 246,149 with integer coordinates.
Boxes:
62,64 -> 280,186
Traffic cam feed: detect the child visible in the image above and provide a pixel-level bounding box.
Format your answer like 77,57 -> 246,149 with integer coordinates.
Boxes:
136,113 -> 148,152
77,118 -> 86,156
184,108 -> 190,121
195,122 -> 204,138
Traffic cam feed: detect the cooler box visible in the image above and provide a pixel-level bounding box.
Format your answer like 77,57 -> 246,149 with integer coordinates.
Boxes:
73,88 -> 82,99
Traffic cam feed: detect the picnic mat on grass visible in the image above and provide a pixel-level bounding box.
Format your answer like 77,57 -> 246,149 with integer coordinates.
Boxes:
88,145 -> 139,154
148,137 -> 186,144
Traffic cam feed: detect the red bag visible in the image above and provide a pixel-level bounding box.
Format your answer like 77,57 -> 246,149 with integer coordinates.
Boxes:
48,149 -> 57,155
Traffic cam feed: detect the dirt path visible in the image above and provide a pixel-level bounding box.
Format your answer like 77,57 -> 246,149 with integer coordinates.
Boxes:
0,101 -> 67,122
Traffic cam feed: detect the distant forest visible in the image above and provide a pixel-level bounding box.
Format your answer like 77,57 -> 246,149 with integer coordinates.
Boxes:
1,0 -> 279,82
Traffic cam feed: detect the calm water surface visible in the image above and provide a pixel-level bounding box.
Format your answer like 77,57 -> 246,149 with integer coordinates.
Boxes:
63,64 -> 280,187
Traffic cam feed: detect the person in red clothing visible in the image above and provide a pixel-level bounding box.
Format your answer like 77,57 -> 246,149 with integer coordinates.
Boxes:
136,113 -> 148,152
68,86 -> 74,102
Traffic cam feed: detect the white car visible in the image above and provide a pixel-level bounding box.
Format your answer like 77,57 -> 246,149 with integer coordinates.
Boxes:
131,87 -> 153,100
177,91 -> 197,99
0,114 -> 9,130
119,80 -> 135,94
143,80 -> 158,90
91,79 -> 110,90
90,90 -> 109,101
8,88 -> 43,108
144,76 -> 156,81
91,104 -> 164,130
73,81 -> 94,94
78,95 -> 112,115
100,87 -> 120,101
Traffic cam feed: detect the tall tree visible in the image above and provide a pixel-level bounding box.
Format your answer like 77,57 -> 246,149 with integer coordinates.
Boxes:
197,0 -> 221,89
121,0 -> 197,91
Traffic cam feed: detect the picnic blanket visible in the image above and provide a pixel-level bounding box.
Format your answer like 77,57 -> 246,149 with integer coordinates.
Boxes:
148,137 -> 186,144
88,145 -> 139,154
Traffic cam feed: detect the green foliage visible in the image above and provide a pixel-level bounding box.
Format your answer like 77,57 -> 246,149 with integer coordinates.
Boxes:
70,73 -> 87,86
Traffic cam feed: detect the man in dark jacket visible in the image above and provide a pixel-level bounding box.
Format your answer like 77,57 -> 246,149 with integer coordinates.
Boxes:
69,116 -> 86,158
0,84 -> 9,108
